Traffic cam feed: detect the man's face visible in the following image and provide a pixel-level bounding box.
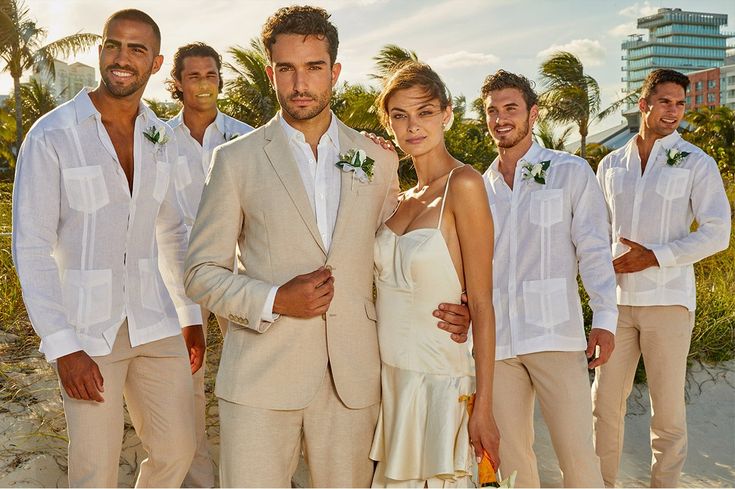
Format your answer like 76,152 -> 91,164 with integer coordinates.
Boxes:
484,87 -> 538,149
639,82 -> 686,138
265,33 -> 340,122
175,55 -> 220,113
98,19 -> 163,98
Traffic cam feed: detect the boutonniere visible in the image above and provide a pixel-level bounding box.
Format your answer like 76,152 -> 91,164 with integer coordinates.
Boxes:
520,159 -> 551,184
665,148 -> 690,167
224,132 -> 240,141
336,148 -> 375,184
143,126 -> 169,155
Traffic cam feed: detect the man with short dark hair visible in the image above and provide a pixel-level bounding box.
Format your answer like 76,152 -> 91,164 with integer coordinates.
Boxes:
481,69 -> 617,487
165,41 -> 253,488
12,9 -> 201,487
184,5 -> 470,487
592,68 -> 730,488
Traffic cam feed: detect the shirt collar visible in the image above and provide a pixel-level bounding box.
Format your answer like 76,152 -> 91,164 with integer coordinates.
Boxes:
488,140 -> 544,175
73,87 -> 151,125
169,109 -> 225,135
278,111 -> 339,149
168,110 -> 185,129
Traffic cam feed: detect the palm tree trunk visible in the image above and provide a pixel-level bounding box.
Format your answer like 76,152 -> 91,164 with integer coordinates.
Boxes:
13,75 -> 22,157
580,133 -> 586,160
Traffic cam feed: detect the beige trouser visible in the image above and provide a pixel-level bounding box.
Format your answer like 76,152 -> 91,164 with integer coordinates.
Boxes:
59,321 -> 196,488
493,351 -> 604,488
183,306 -> 215,488
592,305 -> 694,488
218,366 -> 379,488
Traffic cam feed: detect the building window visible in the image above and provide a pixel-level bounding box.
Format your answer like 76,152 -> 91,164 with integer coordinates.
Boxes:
707,93 -> 716,103
696,94 -> 703,104
708,79 -> 717,89
686,96 -> 691,105
696,81 -> 703,91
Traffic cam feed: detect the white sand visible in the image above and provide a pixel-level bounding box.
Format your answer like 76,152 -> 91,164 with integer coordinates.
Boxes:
1,352 -> 733,488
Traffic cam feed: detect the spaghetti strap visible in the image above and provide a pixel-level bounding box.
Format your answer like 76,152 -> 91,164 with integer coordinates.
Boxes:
437,166 -> 462,229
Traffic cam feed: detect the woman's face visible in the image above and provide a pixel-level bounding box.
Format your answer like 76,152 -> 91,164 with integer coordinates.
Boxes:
386,86 -> 451,158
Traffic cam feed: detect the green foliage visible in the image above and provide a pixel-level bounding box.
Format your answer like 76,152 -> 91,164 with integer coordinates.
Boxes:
0,182 -> 26,333
331,82 -> 383,134
371,44 -> 418,82
0,107 -> 15,168
144,98 -> 180,121
3,78 -> 57,132
578,143 -> 613,173
535,118 -> 573,151
682,106 -> 735,179
220,39 -> 278,128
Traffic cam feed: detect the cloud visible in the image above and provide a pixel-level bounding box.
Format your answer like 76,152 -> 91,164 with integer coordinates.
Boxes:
618,1 -> 658,18
609,22 -> 637,37
537,39 -> 606,67
427,50 -> 500,69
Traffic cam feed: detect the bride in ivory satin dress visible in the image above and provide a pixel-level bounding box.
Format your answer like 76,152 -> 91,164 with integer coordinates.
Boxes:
369,62 -> 500,488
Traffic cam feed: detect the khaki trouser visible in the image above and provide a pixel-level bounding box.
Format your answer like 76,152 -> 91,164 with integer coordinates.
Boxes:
182,306 -> 216,488
592,305 -> 694,488
59,321 -> 196,488
218,366 -> 379,488
493,351 -> 604,488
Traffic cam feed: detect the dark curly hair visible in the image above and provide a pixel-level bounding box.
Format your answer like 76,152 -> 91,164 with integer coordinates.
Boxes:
640,69 -> 690,100
376,62 -> 451,128
166,43 -> 223,102
261,5 -> 339,65
480,69 -> 538,110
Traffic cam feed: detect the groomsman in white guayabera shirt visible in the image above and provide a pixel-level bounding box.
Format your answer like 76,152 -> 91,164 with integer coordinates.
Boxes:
11,10 -> 203,488
480,70 -> 617,487
592,69 -> 731,488
165,42 -> 253,488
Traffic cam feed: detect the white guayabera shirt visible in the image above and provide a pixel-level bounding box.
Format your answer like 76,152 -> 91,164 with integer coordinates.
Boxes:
12,89 -> 202,362
596,132 -> 731,311
167,109 -> 253,231
483,142 -> 618,361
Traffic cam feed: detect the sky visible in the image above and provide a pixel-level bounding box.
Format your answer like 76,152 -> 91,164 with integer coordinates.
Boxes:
1,0 -> 733,137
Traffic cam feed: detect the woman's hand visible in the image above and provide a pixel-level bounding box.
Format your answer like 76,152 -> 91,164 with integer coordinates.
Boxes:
468,402 -> 501,472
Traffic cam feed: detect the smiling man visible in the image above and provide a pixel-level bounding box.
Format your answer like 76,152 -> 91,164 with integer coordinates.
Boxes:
481,70 -> 617,487
12,9 -> 201,487
592,69 -> 731,488
165,42 -> 253,488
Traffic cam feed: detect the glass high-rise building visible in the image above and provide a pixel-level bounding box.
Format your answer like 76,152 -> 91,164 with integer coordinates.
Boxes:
622,8 -> 732,94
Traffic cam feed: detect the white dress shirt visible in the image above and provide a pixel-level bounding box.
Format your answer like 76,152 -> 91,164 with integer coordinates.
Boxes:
259,113 -> 342,320
167,109 -> 253,230
12,89 -> 201,362
483,142 -> 618,361
596,132 -> 730,311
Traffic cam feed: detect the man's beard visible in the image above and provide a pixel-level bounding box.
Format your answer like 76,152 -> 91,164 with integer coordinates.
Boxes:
280,89 -> 331,121
495,117 -> 531,149
100,63 -> 152,98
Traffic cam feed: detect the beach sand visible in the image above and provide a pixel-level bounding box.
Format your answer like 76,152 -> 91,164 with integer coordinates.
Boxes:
1,330 -> 732,488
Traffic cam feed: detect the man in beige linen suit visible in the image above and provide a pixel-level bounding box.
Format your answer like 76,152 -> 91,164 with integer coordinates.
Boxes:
184,6 -> 469,488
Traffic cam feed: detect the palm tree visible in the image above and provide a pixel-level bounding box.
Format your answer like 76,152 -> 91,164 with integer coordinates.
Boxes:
534,118 -> 574,150
371,44 -> 418,82
0,0 -> 98,154
538,51 -> 636,161
683,105 -> 735,177
220,38 -> 278,128
144,98 -> 180,121
0,108 -> 15,167
331,82 -> 382,133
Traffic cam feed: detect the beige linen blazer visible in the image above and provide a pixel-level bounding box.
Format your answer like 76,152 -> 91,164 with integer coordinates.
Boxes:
184,115 -> 398,410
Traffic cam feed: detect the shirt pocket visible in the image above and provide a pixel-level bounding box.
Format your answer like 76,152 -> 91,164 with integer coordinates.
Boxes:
138,257 -> 166,312
62,165 -> 110,214
152,161 -> 171,203
522,278 -> 570,329
655,168 -> 690,201
174,155 -> 192,191
61,268 -> 113,328
529,189 -> 564,228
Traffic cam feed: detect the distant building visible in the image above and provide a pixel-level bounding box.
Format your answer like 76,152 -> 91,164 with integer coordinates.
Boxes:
621,8 -> 732,96
31,59 -> 96,103
686,67 -> 721,110
721,60 -> 735,110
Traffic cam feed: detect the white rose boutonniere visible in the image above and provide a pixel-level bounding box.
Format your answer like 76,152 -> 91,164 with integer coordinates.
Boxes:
521,159 -> 551,184
143,126 -> 169,156
665,148 -> 690,167
336,148 -> 375,184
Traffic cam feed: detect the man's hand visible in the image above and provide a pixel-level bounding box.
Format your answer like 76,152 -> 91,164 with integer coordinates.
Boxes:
361,131 -> 395,152
586,328 -> 615,369
273,267 -> 335,318
434,292 -> 471,343
613,237 -> 659,273
57,351 -> 105,402
182,325 -> 205,374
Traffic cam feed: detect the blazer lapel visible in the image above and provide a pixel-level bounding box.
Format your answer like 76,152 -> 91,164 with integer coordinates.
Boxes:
263,117 -> 327,256
328,122 -> 361,259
